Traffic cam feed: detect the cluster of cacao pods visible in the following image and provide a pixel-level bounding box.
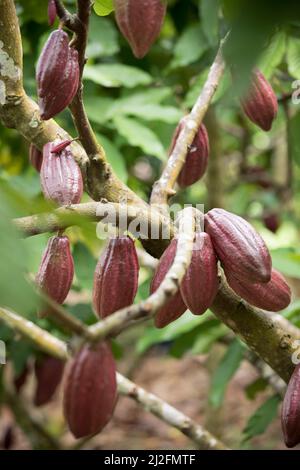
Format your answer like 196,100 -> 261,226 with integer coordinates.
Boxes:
281,364 -> 300,448
151,208 -> 291,329
36,29 -> 79,120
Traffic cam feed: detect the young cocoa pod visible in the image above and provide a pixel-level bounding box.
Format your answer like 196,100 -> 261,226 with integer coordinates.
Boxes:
36,235 -> 74,317
170,121 -> 209,188
48,0 -> 57,26
36,29 -> 79,120
150,239 -> 187,328
40,142 -> 83,206
225,268 -> 291,312
63,341 -> 117,439
114,0 -> 166,58
263,212 -> 280,234
241,69 -> 278,131
29,144 -> 43,172
281,364 -> 300,448
93,236 -> 139,318
34,356 -> 65,407
180,232 -> 218,315
205,208 -> 271,284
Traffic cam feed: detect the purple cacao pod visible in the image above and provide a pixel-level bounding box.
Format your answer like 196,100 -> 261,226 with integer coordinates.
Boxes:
34,356 -> 65,407
48,0 -> 57,26
114,0 -> 167,58
63,341 -> 117,439
180,232 -> 218,315
170,121 -> 209,188
29,144 -> 43,172
241,69 -> 278,131
225,268 -> 291,312
150,238 -> 187,328
281,364 -> 300,448
36,235 -> 74,317
36,29 -> 79,120
40,142 -> 83,206
205,208 -> 271,284
93,236 -> 139,319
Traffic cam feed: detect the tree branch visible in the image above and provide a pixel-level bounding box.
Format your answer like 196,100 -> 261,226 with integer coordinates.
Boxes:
150,37 -> 227,208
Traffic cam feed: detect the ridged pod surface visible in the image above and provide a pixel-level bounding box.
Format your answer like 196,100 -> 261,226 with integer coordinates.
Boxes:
180,232 -> 218,315
205,208 -> 271,283
48,0 -> 57,26
150,239 -> 187,328
40,142 -> 83,206
63,341 -> 117,439
36,29 -> 79,120
93,236 -> 139,318
29,144 -> 43,172
225,268 -> 291,312
114,0 -> 166,58
281,364 -> 300,448
34,356 -> 65,406
241,69 -> 278,131
36,235 -> 74,317
170,120 -> 209,188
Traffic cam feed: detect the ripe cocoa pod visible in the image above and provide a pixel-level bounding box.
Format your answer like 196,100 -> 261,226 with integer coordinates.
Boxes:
34,356 -> 65,407
205,208 -> 271,284
169,120 -> 209,188
180,233 -> 218,315
281,364 -> 300,448
63,341 -> 117,438
40,142 -> 83,206
114,0 -> 166,58
13,363 -> 30,394
29,144 -> 43,172
150,239 -> 187,328
93,236 -> 139,319
241,69 -> 278,131
225,268 -> 291,312
36,29 -> 79,120
36,235 -> 74,317
48,0 -> 57,26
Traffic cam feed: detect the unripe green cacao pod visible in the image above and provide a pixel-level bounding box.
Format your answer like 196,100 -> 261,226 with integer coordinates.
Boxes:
150,238 -> 187,328
224,268 -> 291,312
63,341 -> 117,439
114,0 -> 166,58
180,232 -> 218,315
281,364 -> 300,448
93,236 -> 139,318
34,356 -> 65,407
205,208 -> 271,284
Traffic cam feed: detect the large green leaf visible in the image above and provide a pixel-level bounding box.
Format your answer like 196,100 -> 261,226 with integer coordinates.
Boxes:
200,0 -> 219,47
270,248 -> 300,279
97,133 -> 128,182
287,38 -> 300,79
242,395 -> 281,443
209,339 -> 245,408
170,24 -> 208,69
84,64 -> 152,88
94,0 -> 114,16
258,32 -> 286,79
87,15 -> 119,58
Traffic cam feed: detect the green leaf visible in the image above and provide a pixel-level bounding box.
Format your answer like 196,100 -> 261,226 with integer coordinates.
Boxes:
84,64 -> 152,88
245,378 -> 268,400
209,339 -> 245,408
200,0 -> 219,47
287,38 -> 300,79
68,303 -> 96,326
87,15 -> 119,58
270,248 -> 300,279
170,24 -> 208,69
96,133 -> 128,182
258,32 -> 286,79
113,116 -> 165,159
289,111 -> 300,167
94,0 -> 114,16
242,395 -> 281,443
72,243 -> 96,290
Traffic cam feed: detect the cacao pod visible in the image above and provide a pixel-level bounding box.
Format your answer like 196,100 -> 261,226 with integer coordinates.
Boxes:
13,363 -> 30,394
63,341 -> 117,439
48,0 -> 57,26
281,364 -> 300,448
225,268 -> 291,312
241,69 -> 278,131
29,144 -> 43,172
150,238 -> 187,328
36,29 -> 79,120
93,236 -> 139,318
40,142 -> 83,206
169,120 -> 209,188
114,0 -> 166,58
34,356 -> 65,407
180,232 -> 218,315
36,235 -> 74,317
205,208 -> 271,283
263,212 -> 280,234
